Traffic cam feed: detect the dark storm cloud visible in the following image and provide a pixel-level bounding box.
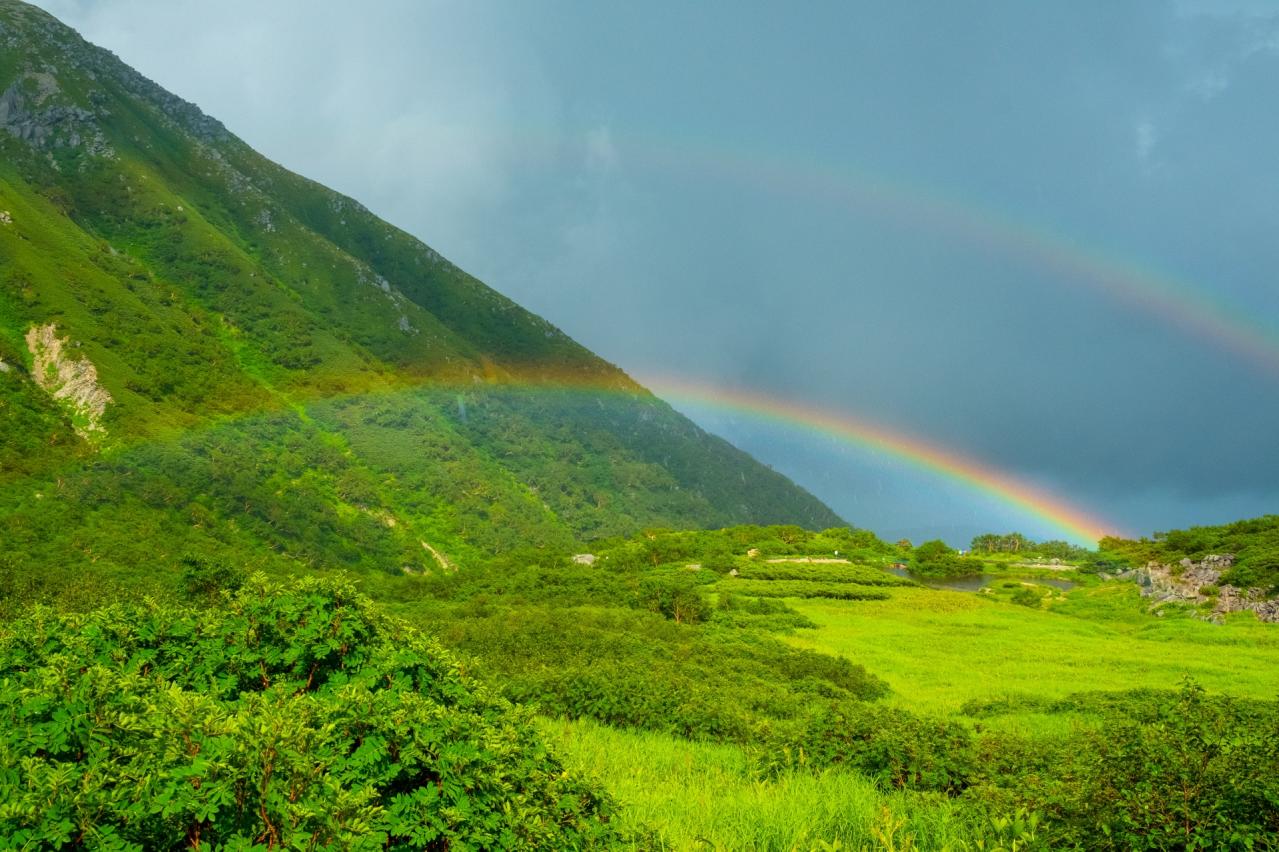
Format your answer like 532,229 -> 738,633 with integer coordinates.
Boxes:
35,0 -> 1279,539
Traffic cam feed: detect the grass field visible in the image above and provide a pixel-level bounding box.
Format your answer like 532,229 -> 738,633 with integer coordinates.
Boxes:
784,581 -> 1279,715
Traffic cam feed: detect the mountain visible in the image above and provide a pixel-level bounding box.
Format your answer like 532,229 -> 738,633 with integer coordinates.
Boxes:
0,0 -> 842,583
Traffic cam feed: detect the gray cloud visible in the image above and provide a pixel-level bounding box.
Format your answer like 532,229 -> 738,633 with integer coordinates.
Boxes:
34,0 -> 1279,542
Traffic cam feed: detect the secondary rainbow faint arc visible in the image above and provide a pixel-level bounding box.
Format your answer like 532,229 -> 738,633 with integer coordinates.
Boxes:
630,374 -> 1118,544
564,130 -> 1279,378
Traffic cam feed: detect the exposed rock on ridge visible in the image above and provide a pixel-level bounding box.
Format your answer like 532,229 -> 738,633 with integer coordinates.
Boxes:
1111,554 -> 1279,623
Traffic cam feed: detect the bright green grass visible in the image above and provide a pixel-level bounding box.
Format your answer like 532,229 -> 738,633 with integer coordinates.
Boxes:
784,583 -> 1279,716
538,717 -> 976,851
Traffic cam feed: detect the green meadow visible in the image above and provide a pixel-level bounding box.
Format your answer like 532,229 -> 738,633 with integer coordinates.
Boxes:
786,583 -> 1279,715
529,572 -> 1279,849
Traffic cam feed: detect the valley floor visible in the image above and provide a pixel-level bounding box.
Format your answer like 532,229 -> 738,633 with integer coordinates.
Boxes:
545,579 -> 1279,850
787,583 -> 1279,715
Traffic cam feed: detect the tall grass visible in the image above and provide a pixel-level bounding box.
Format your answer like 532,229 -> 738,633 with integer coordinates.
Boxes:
539,717 -> 978,851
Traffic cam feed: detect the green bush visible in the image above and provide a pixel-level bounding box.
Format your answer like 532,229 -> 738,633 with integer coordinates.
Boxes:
1222,549 -> 1279,593
638,574 -> 713,624
1053,682 -> 1279,850
757,703 -> 975,793
1009,587 -> 1042,608
0,575 -> 627,849
179,553 -> 246,602
911,540 -> 983,580
981,683 -> 1279,850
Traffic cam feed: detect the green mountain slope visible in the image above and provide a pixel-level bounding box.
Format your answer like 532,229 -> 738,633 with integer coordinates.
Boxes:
0,0 -> 842,580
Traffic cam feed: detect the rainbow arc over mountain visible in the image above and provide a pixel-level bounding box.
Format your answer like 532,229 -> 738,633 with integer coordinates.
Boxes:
635,375 -> 1117,545
410,370 -> 1122,545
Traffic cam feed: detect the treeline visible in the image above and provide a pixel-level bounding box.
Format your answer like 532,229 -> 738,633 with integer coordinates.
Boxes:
969,532 -> 1091,560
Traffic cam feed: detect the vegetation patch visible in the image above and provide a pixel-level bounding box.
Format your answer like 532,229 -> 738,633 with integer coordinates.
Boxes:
0,576 -> 627,849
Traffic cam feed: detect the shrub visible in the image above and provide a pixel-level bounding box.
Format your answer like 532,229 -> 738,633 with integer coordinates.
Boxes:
757,703 -> 975,793
734,563 -> 911,586
1025,683 -> 1279,850
1009,587 -> 1042,608
0,575 -> 627,849
719,579 -> 891,601
179,553 -> 246,601
638,574 -> 713,624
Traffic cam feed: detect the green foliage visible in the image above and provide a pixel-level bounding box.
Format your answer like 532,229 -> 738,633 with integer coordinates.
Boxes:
911,540 -> 982,580
0,575 -> 627,849
179,553 -> 246,602
1105,515 -> 1279,591
1223,549 -> 1279,593
970,532 -> 1032,554
638,573 -> 713,624
379,544 -> 889,742
718,579 -> 892,601
1008,587 -> 1042,608
734,563 -> 913,585
757,703 -> 976,794
984,683 -> 1279,851
970,533 -> 1091,562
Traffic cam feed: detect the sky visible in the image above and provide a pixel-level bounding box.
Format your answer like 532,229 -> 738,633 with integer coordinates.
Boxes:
33,0 -> 1279,546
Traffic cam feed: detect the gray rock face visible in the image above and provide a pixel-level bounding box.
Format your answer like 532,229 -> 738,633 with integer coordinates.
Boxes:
0,73 -> 111,157
1121,554 -> 1279,623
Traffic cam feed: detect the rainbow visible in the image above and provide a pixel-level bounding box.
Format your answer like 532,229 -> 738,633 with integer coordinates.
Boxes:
626,375 -> 1118,545
571,131 -> 1279,378
417,370 -> 1121,545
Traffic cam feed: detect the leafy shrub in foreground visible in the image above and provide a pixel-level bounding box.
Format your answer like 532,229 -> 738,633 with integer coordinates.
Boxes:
1044,682 -> 1279,851
0,575 -> 626,850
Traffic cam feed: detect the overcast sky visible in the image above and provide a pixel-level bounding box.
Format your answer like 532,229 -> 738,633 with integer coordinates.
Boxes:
35,0 -> 1279,544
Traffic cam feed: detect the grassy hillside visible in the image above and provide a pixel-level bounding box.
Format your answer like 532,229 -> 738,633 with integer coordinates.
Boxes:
0,0 -> 841,582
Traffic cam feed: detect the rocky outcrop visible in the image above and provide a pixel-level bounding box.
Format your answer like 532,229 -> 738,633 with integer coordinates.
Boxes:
1114,554 -> 1279,623
0,0 -> 228,145
24,323 -> 111,438
0,72 -> 112,157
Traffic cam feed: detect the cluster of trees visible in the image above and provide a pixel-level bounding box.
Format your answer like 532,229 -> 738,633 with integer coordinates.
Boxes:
910,539 -> 984,579
969,532 -> 1091,561
970,532 -> 1033,553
